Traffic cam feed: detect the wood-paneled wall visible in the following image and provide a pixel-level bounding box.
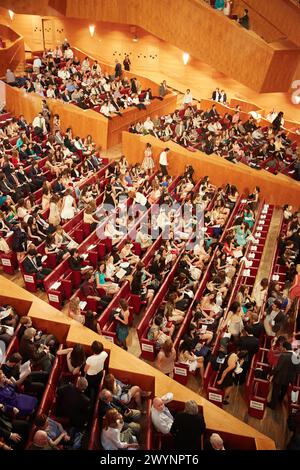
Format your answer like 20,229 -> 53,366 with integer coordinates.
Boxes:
5,85 -> 176,150
1,1 -> 300,92
232,0 -> 286,44
122,131 -> 300,208
0,275 -> 276,449
0,25 -> 24,77
237,0 -> 300,47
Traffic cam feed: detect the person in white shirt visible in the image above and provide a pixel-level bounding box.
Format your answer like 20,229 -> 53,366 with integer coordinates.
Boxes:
159,147 -> 169,175
151,393 -> 174,434
183,89 -> 193,108
81,57 -> 90,72
143,117 -> 154,133
219,90 -> 227,103
101,409 -> 139,450
132,94 -> 140,105
33,57 -> 42,73
32,113 -> 47,136
128,190 -> 148,208
6,69 -> 16,85
100,102 -> 111,118
58,68 -> 70,80
252,128 -> 264,142
266,110 -> 277,123
64,47 -> 74,60
84,341 -> 108,400
46,86 -> 56,99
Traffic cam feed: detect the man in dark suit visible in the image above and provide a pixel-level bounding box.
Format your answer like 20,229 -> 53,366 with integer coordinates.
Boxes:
268,342 -> 300,409
16,165 -> 37,193
236,329 -> 259,359
5,168 -> 26,199
211,88 -> 220,102
56,377 -> 91,429
207,104 -> 219,120
235,329 -> 259,381
159,80 -> 168,99
0,172 -> 22,202
27,163 -> 45,188
61,89 -> 72,102
23,247 -> 51,281
170,401 -> 206,450
114,59 -> 122,79
52,176 -> 66,194
246,313 -> 264,339
0,404 -> 30,449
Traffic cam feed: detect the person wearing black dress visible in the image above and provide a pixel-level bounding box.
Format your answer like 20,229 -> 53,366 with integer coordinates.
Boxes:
216,350 -> 247,405
170,400 -> 206,450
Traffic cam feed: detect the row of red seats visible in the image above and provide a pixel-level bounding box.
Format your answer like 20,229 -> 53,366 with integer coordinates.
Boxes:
137,183 -> 223,361
44,170 -> 162,308
19,163 -> 110,294
203,201 -> 273,402
70,175 -> 181,331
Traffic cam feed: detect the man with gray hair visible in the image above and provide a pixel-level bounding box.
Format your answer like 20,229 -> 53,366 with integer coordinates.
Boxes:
204,432 -> 225,450
56,376 -> 90,430
170,400 -> 206,450
98,389 -> 141,436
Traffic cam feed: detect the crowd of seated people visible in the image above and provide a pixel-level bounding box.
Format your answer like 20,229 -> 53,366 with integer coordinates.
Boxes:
0,109 -> 109,266
198,207 -> 300,406
129,106 -> 300,179
0,320 -> 60,450
0,333 -> 119,451
11,42 -> 155,119
0,303 -> 19,350
139,181 -> 246,383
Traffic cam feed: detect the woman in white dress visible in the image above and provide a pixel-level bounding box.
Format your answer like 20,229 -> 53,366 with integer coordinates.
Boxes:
48,194 -> 61,227
142,143 -> 155,174
60,189 -> 76,221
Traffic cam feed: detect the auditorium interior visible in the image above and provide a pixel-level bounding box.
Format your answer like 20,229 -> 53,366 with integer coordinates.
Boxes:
0,0 -> 300,453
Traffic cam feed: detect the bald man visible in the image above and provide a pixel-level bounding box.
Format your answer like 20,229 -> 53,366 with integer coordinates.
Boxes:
204,432 -> 225,450
28,430 -> 54,450
151,394 -> 174,434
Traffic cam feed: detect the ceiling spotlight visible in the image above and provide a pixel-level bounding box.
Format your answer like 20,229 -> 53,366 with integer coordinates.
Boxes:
132,35 -> 138,42
89,24 -> 95,37
182,52 -> 190,65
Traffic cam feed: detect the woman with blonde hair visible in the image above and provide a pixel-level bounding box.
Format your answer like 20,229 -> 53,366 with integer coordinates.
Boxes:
68,296 -> 85,324
48,194 -> 62,227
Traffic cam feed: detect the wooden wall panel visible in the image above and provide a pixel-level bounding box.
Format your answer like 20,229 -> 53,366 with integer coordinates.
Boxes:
0,34 -> 24,77
0,8 -> 44,51
5,85 -> 176,150
0,275 -> 276,449
1,1 -> 299,92
122,131 -> 300,208
63,0 -> 300,93
262,48 -> 300,93
5,85 -> 109,149
232,0 -> 286,44
240,0 -> 300,47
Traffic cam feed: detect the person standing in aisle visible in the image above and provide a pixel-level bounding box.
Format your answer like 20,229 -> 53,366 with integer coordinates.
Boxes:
159,147 -> 170,176
123,54 -> 131,71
